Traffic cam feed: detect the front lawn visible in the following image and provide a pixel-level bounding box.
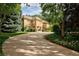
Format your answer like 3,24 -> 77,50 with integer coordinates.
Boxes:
46,33 -> 79,52
0,32 -> 26,56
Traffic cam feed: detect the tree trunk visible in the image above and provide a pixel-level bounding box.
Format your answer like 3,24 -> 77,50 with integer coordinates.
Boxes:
61,21 -> 64,39
0,19 -> 1,32
21,16 -> 24,31
60,4 -> 64,39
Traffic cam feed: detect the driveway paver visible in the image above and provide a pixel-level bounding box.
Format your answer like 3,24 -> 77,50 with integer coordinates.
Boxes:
2,32 -> 79,56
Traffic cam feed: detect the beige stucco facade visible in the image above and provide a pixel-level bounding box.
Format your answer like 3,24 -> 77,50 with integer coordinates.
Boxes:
21,15 -> 49,32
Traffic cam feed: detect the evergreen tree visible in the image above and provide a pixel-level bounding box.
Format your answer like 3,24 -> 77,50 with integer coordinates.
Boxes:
1,13 -> 21,32
0,3 -> 21,32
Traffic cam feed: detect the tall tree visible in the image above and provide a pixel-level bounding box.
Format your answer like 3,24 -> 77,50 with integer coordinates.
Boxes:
64,3 -> 79,33
41,3 -> 63,24
41,3 -> 64,38
0,3 -> 21,32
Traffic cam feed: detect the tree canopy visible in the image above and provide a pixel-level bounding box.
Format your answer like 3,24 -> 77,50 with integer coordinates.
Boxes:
41,3 -> 64,24
0,3 -> 20,15
64,3 -> 79,32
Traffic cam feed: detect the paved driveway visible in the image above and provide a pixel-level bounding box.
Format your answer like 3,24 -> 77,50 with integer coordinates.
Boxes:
2,32 -> 79,56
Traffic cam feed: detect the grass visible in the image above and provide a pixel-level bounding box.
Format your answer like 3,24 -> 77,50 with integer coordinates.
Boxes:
0,32 -> 26,56
46,33 -> 79,52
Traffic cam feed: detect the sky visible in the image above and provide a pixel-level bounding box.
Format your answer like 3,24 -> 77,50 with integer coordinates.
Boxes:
21,3 -> 42,16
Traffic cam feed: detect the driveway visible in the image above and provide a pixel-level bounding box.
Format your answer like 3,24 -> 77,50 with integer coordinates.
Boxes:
2,32 -> 79,56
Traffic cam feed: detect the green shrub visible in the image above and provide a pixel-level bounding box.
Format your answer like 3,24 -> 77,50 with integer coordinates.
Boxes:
24,27 -> 35,32
52,25 -> 60,35
46,33 -> 79,52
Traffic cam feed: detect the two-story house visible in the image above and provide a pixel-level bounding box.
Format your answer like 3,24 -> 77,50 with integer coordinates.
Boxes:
21,15 -> 49,32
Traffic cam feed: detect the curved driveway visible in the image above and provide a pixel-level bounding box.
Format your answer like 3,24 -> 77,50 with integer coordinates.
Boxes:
2,32 -> 79,56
